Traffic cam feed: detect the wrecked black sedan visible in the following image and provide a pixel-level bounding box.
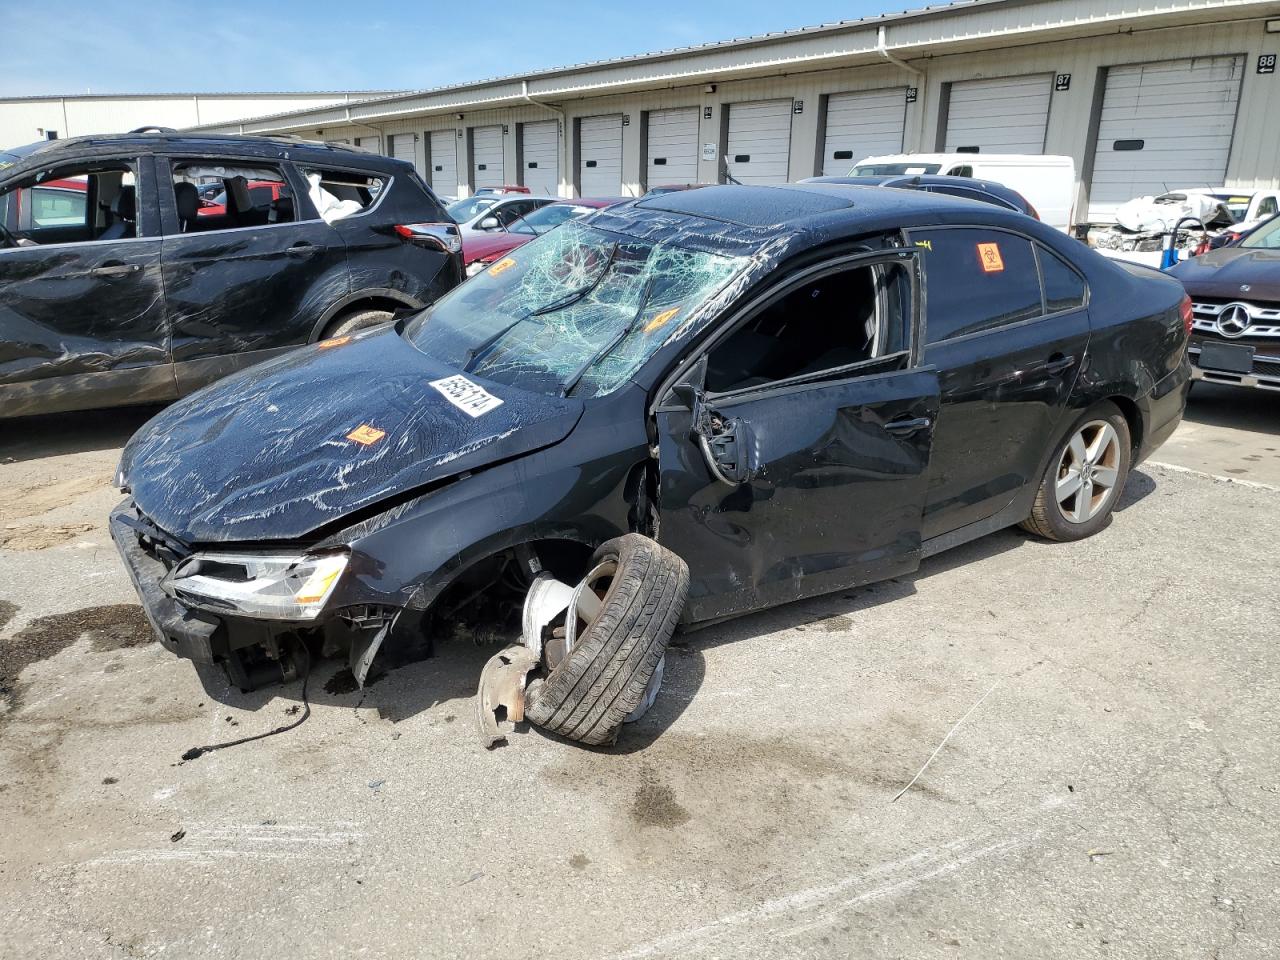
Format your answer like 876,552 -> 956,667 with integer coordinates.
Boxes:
111,184 -> 1190,744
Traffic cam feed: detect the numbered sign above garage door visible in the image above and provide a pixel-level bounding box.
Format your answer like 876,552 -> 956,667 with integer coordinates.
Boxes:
390,133 -> 418,173
471,125 -> 505,190
944,75 -> 1052,154
726,99 -> 793,184
822,88 -> 907,176
579,115 -> 623,196
427,129 -> 458,198
645,107 -> 700,188
1087,55 -> 1244,222
520,120 -> 559,195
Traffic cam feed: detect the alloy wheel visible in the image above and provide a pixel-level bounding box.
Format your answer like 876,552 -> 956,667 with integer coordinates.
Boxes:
1055,420 -> 1121,524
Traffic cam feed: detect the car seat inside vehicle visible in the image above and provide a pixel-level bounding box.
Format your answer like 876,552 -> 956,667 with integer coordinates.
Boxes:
173,181 -> 199,231
705,262 -> 904,394
98,186 -> 136,241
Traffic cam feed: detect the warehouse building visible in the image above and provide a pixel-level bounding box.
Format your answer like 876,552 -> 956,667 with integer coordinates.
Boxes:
0,91 -> 402,152
195,0 -> 1280,225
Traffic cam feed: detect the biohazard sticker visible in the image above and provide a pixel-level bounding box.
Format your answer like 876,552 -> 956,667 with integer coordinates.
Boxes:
977,242 -> 1004,273
429,375 -> 504,418
346,424 -> 386,446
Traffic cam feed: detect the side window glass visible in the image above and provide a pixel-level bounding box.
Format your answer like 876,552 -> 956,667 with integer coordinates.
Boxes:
296,166 -> 386,223
170,160 -> 299,233
1039,245 -> 1086,313
0,161 -> 138,247
1258,196 -> 1278,219
916,229 -> 1041,343
705,260 -> 910,394
946,165 -> 974,178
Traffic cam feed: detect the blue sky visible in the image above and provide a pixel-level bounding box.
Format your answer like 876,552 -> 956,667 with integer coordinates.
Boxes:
0,0 -> 907,96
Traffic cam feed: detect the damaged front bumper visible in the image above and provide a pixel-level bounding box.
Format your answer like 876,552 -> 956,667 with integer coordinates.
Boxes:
110,501 -> 408,690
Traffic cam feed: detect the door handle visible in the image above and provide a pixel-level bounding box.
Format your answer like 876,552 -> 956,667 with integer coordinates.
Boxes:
286,242 -> 319,257
884,416 -> 932,436
90,262 -> 141,277
1044,354 -> 1076,376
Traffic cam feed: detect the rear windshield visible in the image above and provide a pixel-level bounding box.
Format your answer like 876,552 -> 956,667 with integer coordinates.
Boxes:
853,162 -> 942,176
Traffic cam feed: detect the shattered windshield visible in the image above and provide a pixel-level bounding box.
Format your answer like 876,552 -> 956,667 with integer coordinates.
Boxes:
404,221 -> 746,398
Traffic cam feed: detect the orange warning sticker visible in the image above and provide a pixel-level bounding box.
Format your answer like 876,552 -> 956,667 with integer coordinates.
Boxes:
977,242 -> 1004,273
643,307 -> 681,334
346,424 -> 386,446
318,335 -> 351,350
487,257 -> 517,278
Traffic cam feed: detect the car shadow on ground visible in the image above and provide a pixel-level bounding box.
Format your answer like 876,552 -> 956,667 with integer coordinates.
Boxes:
1185,382 -> 1280,434
0,405 -> 167,464
171,469 -> 1161,756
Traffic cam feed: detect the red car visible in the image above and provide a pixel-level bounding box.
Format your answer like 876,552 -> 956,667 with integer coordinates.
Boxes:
462,197 -> 622,276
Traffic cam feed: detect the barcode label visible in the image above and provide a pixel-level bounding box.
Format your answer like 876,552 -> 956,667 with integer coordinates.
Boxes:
429,375 -> 504,417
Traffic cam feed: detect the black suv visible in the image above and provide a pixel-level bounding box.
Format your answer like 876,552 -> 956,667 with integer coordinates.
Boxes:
0,129 -> 462,418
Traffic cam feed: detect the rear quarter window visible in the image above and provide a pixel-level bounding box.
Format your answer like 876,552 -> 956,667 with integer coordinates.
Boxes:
914,228 -> 1042,343
1038,246 -> 1086,313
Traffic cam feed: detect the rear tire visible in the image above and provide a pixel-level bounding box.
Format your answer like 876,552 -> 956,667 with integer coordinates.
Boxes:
323,308 -> 393,339
1021,401 -> 1131,542
525,534 -> 689,746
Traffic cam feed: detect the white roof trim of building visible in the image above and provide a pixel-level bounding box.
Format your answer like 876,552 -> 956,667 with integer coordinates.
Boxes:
191,0 -> 1280,133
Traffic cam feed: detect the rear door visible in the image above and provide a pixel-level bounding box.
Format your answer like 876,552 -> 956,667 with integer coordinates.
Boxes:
907,226 -> 1090,541
158,156 -> 351,392
655,249 -> 939,622
0,154 -> 174,417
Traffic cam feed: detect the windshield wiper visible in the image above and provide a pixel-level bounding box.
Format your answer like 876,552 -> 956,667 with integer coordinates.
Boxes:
462,242 -> 619,374
559,274 -> 656,398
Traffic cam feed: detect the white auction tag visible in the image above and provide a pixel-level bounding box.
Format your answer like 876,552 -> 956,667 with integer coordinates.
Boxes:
429,375 -> 504,418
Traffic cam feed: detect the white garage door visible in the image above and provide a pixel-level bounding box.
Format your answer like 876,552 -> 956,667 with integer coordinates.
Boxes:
945,75 -> 1052,154
520,120 -> 559,195
646,107 -> 700,188
726,99 -> 793,184
471,125 -> 505,190
822,88 -> 907,176
579,115 -> 623,196
390,133 -> 417,172
1088,55 -> 1244,221
428,130 -> 458,197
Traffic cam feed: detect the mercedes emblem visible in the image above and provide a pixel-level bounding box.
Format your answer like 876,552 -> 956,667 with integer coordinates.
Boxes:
1215,302 -> 1252,339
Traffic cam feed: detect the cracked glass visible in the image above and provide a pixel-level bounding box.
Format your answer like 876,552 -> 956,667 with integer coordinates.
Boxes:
404,221 -> 746,397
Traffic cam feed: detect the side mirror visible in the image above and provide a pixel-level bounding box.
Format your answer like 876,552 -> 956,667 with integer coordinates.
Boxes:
477,216 -> 500,230
698,416 -> 757,485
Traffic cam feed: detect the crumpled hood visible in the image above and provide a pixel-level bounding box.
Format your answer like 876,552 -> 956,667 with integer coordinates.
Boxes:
121,328 -> 583,544
1168,247 -> 1280,301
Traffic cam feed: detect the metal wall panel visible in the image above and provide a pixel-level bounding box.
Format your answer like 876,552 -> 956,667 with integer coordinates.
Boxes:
944,74 -> 1053,153
822,88 -> 907,175
579,115 -> 624,195
1088,55 -> 1245,220
429,129 -> 459,197
391,133 -> 417,170
471,125 -> 505,188
645,107 -> 701,188
726,98 -> 793,184
520,120 -> 559,194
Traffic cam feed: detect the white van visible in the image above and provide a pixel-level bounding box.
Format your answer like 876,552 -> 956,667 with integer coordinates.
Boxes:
851,153 -> 1076,233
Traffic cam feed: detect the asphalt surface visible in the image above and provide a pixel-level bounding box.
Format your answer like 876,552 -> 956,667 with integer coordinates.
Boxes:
1,384 -> 1278,960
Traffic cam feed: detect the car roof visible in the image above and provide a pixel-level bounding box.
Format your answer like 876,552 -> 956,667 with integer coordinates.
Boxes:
0,131 -> 412,180
599,183 -> 1053,257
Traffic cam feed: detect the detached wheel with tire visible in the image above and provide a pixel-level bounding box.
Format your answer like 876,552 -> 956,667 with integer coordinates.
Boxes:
1021,401 -> 1132,542
525,534 -> 689,746
323,307 -> 394,339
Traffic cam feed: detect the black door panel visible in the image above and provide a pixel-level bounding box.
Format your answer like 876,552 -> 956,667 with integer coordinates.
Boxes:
658,367 -> 940,623
921,312 -> 1088,538
161,219 -> 350,393
0,236 -> 173,417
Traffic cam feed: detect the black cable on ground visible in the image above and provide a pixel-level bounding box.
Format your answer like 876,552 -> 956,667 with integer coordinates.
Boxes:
179,644 -> 312,762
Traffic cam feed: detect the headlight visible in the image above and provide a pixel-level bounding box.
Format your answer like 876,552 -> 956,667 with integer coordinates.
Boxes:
163,551 -> 349,620
465,260 -> 490,277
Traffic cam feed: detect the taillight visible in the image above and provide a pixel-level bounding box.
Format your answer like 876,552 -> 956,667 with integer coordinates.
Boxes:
395,222 -> 462,254
1026,201 -> 1041,221
1179,295 -> 1193,337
